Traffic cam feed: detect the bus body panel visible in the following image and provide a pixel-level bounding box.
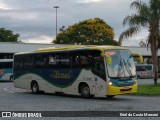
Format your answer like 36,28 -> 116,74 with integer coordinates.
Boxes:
136,64 -> 153,79
13,45 -> 138,98
14,69 -> 107,97
107,81 -> 137,95
14,73 -> 63,93
0,59 -> 13,81
60,69 -> 95,95
0,69 -> 13,80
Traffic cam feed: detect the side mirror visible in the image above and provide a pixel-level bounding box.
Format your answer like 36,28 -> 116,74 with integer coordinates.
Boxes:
131,53 -> 143,64
101,53 -> 112,65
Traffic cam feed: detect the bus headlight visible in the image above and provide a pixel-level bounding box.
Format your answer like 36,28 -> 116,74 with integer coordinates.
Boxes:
109,82 -> 113,86
109,81 -> 116,86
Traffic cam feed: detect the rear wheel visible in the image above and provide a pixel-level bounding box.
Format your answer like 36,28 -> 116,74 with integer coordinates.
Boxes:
10,75 -> 13,81
80,85 -> 92,98
31,82 -> 39,94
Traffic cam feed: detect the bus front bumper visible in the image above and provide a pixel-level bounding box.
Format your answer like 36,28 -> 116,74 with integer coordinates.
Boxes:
107,83 -> 137,96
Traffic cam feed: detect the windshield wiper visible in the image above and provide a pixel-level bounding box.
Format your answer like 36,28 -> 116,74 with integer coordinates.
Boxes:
122,59 -> 133,78
117,60 -> 125,77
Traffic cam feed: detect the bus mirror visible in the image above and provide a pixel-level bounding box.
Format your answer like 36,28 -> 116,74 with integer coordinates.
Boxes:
131,53 -> 143,64
106,56 -> 112,65
101,53 -> 112,65
100,53 -> 106,57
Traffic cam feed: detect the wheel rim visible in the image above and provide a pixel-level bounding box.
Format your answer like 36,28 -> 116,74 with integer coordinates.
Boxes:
10,77 -> 13,81
33,84 -> 38,93
82,86 -> 90,96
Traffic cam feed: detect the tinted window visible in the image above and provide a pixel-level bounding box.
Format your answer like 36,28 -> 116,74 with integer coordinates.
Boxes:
136,66 -> 145,71
35,54 -> 47,68
14,50 -> 101,70
136,65 -> 152,71
0,62 -> 12,68
145,66 -> 152,71
94,59 -> 105,80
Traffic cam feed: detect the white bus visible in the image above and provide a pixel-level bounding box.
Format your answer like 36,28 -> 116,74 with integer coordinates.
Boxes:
136,64 -> 153,79
0,59 -> 13,81
13,45 -> 142,98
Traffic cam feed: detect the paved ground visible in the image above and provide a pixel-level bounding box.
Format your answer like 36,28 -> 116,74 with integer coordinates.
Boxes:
0,80 -> 160,120
137,78 -> 160,85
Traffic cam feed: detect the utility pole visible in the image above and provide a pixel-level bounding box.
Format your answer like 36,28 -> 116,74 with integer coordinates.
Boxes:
54,6 -> 59,40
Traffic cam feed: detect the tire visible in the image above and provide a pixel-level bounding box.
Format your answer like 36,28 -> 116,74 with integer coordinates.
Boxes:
31,82 -> 39,94
10,75 -> 13,81
107,95 -> 115,99
80,85 -> 92,98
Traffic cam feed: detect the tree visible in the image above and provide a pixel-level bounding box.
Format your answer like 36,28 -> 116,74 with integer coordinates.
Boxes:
0,28 -> 19,42
53,18 -> 118,45
119,0 -> 160,84
139,40 -> 147,47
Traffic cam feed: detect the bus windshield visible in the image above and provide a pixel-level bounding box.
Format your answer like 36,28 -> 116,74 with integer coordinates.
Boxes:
105,50 -> 136,78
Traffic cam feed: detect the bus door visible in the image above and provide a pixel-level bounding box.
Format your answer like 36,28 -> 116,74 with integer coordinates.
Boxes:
93,60 -> 106,96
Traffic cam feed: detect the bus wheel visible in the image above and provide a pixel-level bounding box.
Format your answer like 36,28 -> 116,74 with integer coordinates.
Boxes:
31,82 -> 39,94
10,75 -> 13,81
107,95 -> 115,99
80,85 -> 92,98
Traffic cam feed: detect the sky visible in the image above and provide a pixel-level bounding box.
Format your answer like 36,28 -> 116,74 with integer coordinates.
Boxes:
0,0 -> 149,46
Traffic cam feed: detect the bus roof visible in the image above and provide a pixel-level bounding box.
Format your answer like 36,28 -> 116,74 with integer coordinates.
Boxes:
14,45 -> 128,55
35,45 -> 127,52
0,59 -> 13,62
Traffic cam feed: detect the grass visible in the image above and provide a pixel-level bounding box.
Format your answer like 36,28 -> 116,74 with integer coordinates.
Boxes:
133,84 -> 160,96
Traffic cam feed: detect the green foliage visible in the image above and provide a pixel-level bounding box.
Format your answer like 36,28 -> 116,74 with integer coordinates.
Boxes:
53,18 -> 118,45
0,28 -> 19,42
133,84 -> 160,96
119,0 -> 160,45
119,0 -> 160,84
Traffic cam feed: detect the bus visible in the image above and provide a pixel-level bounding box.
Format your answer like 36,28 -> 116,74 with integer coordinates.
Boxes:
13,45 -> 142,98
0,59 -> 13,81
136,64 -> 153,79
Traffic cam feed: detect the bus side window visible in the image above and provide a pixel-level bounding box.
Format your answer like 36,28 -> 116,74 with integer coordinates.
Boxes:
60,54 -> 72,68
80,56 -> 89,67
35,55 -> 47,68
3,62 -> 8,68
0,63 -> 3,68
94,61 -> 105,80
81,56 -> 88,65
66,56 -> 72,67
48,54 -> 57,68
0,63 -> 2,68
72,55 -> 81,68
17,56 -> 24,69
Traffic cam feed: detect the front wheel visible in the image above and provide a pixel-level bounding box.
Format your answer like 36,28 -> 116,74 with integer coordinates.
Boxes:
107,95 -> 115,99
31,82 -> 39,94
80,85 -> 92,98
